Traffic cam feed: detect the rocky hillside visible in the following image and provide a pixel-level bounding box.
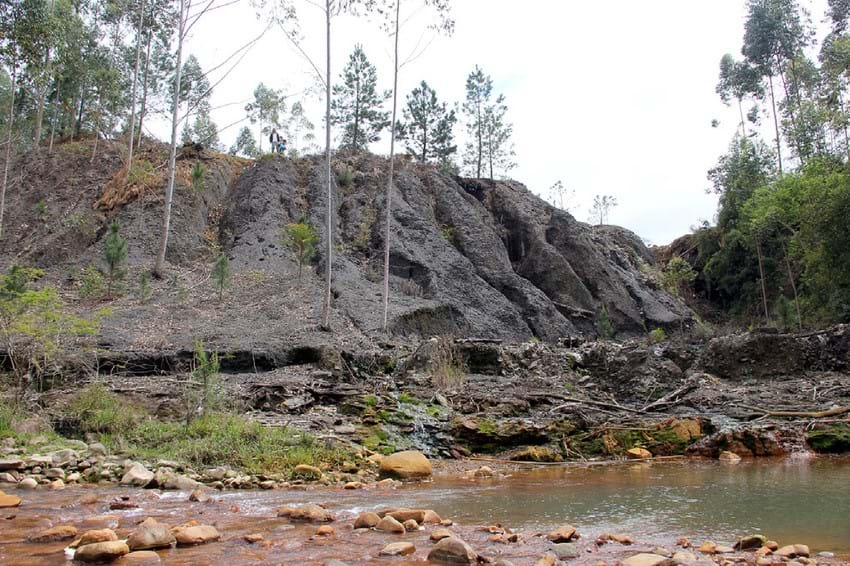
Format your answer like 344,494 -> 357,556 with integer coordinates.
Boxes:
0,140 -> 687,352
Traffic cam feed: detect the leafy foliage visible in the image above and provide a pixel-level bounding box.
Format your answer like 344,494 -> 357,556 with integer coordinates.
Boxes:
103,221 -> 127,299
330,45 -> 390,151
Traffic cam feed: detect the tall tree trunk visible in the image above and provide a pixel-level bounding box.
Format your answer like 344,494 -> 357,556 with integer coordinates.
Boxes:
0,61 -> 17,240
75,90 -> 85,139
767,76 -> 783,173
320,0 -> 332,329
49,80 -> 61,153
737,97 -> 747,139
782,242 -> 802,330
90,105 -> 100,163
127,0 -> 146,168
755,238 -> 770,325
154,0 -> 186,278
381,0 -> 401,333
779,66 -> 804,163
476,102 -> 482,178
137,31 -> 153,149
353,77 -> 360,150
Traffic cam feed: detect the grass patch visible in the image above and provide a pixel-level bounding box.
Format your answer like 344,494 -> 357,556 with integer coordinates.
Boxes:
121,414 -> 353,477
398,391 -> 417,404
64,383 -> 141,435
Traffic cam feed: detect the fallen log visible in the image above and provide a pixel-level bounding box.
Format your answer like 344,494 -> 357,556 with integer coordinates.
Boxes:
737,404 -> 850,419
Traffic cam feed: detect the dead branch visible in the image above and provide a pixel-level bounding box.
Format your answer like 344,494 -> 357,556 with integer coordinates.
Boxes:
737,403 -> 850,419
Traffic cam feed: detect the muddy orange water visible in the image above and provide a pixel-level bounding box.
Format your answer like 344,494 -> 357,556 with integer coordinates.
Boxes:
1,457 -> 848,565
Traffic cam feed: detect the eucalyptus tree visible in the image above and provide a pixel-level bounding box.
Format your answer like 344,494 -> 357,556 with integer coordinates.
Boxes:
716,54 -> 763,138
0,0 -> 24,238
245,82 -> 285,151
376,0 -> 453,333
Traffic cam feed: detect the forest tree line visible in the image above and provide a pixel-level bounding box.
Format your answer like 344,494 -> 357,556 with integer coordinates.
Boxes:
692,0 -> 850,326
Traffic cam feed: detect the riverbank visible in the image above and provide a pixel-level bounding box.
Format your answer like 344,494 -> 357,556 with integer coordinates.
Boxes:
1,458 -> 848,565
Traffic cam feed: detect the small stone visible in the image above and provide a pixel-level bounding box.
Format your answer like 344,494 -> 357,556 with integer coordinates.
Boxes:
473,466 -> 494,477
18,477 -> 38,490
28,525 -> 78,542
431,528 -> 453,541
376,515 -> 405,534
388,509 -> 427,524
120,550 -> 161,564
547,525 -> 577,542
316,525 -> 334,536
188,489 -> 210,503
403,519 -> 419,531
73,540 -> 130,562
535,554 -> 557,566
552,542 -> 579,559
621,553 -> 669,566
423,510 -> 443,524
244,533 -> 264,543
765,541 -> 779,551
354,511 -> 380,529
379,542 -> 415,556
277,503 -> 334,523
344,481 -> 364,489
698,541 -> 717,554
427,536 -> 478,565
714,545 -> 735,554
45,468 -> 65,480
173,525 -> 221,546
718,451 -> 742,463
598,533 -> 633,545
78,529 -> 119,546
626,447 -> 652,459
49,478 -> 65,489
676,537 -> 691,548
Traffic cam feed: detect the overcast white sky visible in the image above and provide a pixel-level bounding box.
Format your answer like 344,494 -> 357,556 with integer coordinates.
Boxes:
156,0 -> 830,245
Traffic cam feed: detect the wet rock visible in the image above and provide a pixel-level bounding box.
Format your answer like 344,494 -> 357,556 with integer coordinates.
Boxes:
45,468 -> 65,480
293,464 -> 323,480
27,525 -> 78,542
510,446 -> 563,462
388,509 -> 427,524
775,544 -> 810,558
244,533 -> 264,543
697,541 -> 716,554
49,478 -> 65,489
121,464 -> 154,487
0,458 -> 23,471
666,418 -> 702,442
427,536 -> 478,565
78,528 -> 119,546
622,553 -> 668,566
277,503 -> 335,522
547,525 -> 577,542
127,518 -> 176,550
188,489 -> 211,503
473,466 -> 494,477
598,533 -> 633,545
626,447 -> 653,459
316,525 -> 334,536
119,550 -> 161,564
344,481 -> 364,489
0,489 -> 21,507
718,451 -> 741,463
18,477 -> 38,489
734,535 -> 767,551
535,553 -> 557,566
379,450 -> 432,479
0,472 -> 16,483
379,542 -> 416,556
552,542 -> 579,559
66,472 -> 81,483
403,519 -> 419,531
431,528 -> 453,541
376,515 -> 406,533
353,511 -> 380,529
423,509 -> 443,524
173,525 -> 221,546
74,541 -> 130,562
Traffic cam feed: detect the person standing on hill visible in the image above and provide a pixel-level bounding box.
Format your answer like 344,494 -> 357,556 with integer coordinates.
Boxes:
269,128 -> 281,153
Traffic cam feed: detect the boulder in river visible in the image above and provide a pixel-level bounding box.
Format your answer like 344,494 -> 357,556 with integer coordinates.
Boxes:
27,525 -> 78,542
734,534 -> 767,550
626,447 -> 653,459
427,536 -> 478,565
353,511 -> 380,529
121,463 -> 154,487
173,524 -> 221,546
387,509 -> 427,524
379,542 -> 415,556
74,540 -> 130,562
376,515 -> 405,533
552,542 -> 579,559
121,550 -> 161,564
621,553 -> 669,566
379,450 -> 432,479
127,518 -> 176,550
277,503 -> 335,523
0,489 -> 22,507
77,528 -> 119,547
547,525 -> 577,542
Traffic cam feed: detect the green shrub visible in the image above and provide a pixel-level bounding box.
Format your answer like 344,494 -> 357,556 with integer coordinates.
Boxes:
191,162 -> 205,193
596,305 -> 615,339
136,271 -> 152,304
79,265 -> 106,299
363,395 -> 378,407
284,217 -> 318,283
398,392 -> 417,404
429,337 -> 465,391
649,328 -> 667,343
65,382 -> 141,435
34,200 -> 48,221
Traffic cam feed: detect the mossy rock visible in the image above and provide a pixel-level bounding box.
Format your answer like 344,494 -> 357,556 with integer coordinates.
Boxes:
807,425 -> 850,453
510,446 -> 563,462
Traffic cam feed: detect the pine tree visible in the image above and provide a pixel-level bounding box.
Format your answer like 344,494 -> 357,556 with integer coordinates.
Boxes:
284,217 -> 318,284
212,253 -> 229,302
104,221 -> 128,300
462,66 -> 493,178
330,45 -> 390,151
398,80 -> 457,164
